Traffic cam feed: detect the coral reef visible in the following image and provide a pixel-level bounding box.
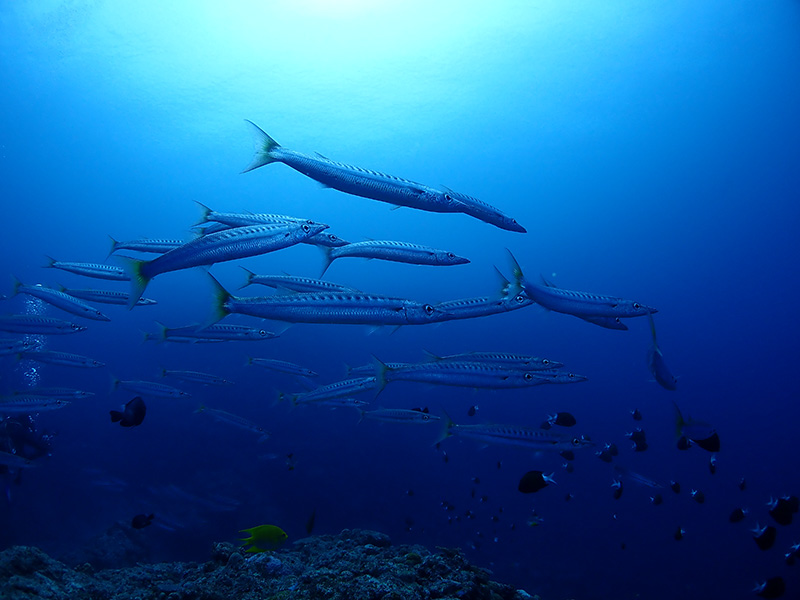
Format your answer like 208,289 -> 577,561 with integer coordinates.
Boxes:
0,528 -> 536,600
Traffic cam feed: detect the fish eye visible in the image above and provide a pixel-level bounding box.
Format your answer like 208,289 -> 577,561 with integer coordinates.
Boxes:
571,438 -> 581,446
423,415 -> 429,421
329,234 -> 338,241
633,302 -> 640,309
259,329 -> 267,336
524,373 -> 532,380
71,324 -> 80,330
444,193 -> 452,201
302,224 -> 310,232
424,304 -> 434,315
542,359 -> 550,365
447,252 -> 455,259
515,294 -> 525,303
568,373 -> 574,378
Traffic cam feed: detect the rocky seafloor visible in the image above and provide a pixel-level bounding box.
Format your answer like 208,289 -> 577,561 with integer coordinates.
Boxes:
0,528 -> 538,600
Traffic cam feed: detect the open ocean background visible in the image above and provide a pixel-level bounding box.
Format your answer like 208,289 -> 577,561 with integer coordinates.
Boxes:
1,2 -> 799,599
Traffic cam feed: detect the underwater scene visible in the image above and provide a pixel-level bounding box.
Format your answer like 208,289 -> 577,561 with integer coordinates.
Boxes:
1,2 -> 799,599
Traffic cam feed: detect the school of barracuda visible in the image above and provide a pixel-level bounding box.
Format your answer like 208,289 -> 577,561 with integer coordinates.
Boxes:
1,121 -> 793,598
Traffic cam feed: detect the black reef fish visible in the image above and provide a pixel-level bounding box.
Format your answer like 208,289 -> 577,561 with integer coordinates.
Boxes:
131,513 -> 154,529
753,524 -> 777,551
753,576 -> 785,599
518,471 -> 555,494
110,397 -> 146,427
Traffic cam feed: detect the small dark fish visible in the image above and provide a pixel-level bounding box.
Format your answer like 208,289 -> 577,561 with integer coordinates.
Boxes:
563,461 -> 574,473
305,509 -> 316,535
674,402 -> 720,452
560,450 -> 575,461
596,448 -> 613,463
442,451 -> 449,464
548,412 -> 577,427
472,477 -> 481,484
691,489 -> 705,504
612,479 -> 623,500
518,471 -> 555,494
131,513 -> 154,529
467,405 -> 478,417
606,443 -> 619,457
753,524 -> 777,551
674,526 -> 685,541
633,440 -> 648,452
479,495 -> 489,503
626,428 -> 646,444
630,408 -> 642,421
405,489 -> 414,497
649,494 -> 662,506
753,576 -> 785,599
497,460 -> 502,470
285,453 -> 296,471
676,436 -> 692,451
670,480 -> 681,494
768,497 -> 797,526
739,477 -> 747,491
709,455 -> 717,475
565,493 -> 573,502
729,507 -> 749,523
110,397 -> 146,427
784,542 -> 800,566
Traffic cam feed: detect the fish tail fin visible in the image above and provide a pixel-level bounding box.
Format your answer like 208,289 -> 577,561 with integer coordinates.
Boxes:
319,246 -> 334,278
205,274 -> 233,328
193,200 -> 214,226
239,266 -> 256,289
194,404 -> 206,414
107,235 -> 119,259
672,401 -> 685,440
434,409 -> 455,445
160,367 -> 167,378
43,255 -> 57,269
109,410 -> 123,423
153,321 -> 169,343
648,312 -> 658,344
116,256 -> 150,310
10,275 -> 21,297
357,409 -> 366,424
110,376 -> 120,393
372,355 -> 390,396
241,120 -> 281,173
422,348 -> 442,361
244,356 -> 253,367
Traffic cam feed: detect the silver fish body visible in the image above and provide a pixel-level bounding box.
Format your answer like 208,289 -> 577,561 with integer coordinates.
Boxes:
323,240 -> 469,274
19,350 -> 105,368
45,257 -> 128,281
0,315 -> 86,335
12,278 -> 110,321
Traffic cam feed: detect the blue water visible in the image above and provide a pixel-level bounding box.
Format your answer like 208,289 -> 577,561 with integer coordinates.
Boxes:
1,1 -> 799,598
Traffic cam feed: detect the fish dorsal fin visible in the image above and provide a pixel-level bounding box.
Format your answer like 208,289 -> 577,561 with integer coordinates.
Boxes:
314,151 -> 330,160
540,274 -> 557,288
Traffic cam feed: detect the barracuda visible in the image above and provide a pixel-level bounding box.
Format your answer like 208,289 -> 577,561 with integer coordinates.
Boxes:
242,120 -> 526,233
57,287 -> 157,306
19,350 -> 105,368
0,315 -> 86,335
119,220 -> 327,308
108,236 -> 183,256
12,277 -> 110,321
45,256 -> 129,281
424,350 -> 563,370
320,239 -> 469,276
245,358 -> 318,378
436,412 -> 595,450
207,275 -> 444,326
240,267 -> 358,293
508,250 -> 657,319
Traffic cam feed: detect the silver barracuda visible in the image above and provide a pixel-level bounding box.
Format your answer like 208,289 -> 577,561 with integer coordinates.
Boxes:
302,232 -> 350,248
112,379 -> 190,398
0,315 -> 86,335
242,120 -> 526,233
374,358 -> 564,392
119,220 -> 328,308
0,339 -> 37,357
12,277 -> 110,321
0,396 -> 72,414
19,350 -> 105,368
108,236 -> 183,256
57,287 -> 157,307
161,369 -> 233,386
154,321 -> 279,342
195,201 -> 314,228
245,358 -> 318,378
195,405 -> 269,441
508,251 -> 657,319
423,351 -> 563,370
14,387 -> 94,399
208,275 -> 445,326
45,256 -> 129,281
320,240 -> 469,276
358,408 -> 440,424
436,412 -> 595,450
288,376 -> 377,405
240,267 -> 358,293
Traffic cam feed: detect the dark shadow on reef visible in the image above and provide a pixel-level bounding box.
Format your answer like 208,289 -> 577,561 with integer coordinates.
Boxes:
0,528 -> 537,600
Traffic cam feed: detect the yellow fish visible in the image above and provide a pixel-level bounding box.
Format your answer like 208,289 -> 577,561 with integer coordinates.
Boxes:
239,524 -> 288,553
